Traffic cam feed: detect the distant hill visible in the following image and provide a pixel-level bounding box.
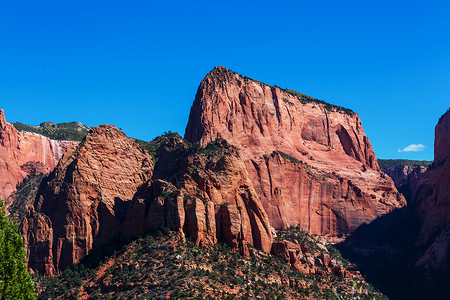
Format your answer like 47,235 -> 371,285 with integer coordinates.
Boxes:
13,121 -> 91,141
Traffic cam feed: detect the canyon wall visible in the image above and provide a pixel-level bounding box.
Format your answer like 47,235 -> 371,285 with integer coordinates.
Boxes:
0,109 -> 78,199
21,128 -> 272,275
381,164 -> 428,187
412,109 -> 450,269
185,67 -> 405,236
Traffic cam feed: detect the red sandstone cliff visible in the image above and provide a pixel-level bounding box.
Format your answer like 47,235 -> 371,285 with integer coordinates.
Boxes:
21,125 -> 154,275
185,67 -> 405,236
21,128 -> 272,275
0,109 -> 78,199
381,164 -> 428,187
124,137 -> 272,255
412,109 -> 450,269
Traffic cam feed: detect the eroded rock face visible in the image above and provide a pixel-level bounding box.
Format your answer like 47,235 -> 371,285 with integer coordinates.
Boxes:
412,109 -> 450,269
0,109 -> 78,199
21,125 -> 155,275
22,131 -> 272,275
382,164 -> 428,187
185,67 -> 405,236
124,137 -> 273,254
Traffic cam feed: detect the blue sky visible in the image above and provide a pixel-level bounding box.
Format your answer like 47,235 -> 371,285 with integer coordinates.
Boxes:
1,1 -> 448,161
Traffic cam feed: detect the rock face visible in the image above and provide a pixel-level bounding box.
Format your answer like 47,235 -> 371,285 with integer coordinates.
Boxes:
382,164 -> 428,187
185,67 -> 405,236
412,109 -> 450,270
21,125 -> 154,275
21,130 -> 272,275
125,137 -> 272,255
0,109 -> 78,199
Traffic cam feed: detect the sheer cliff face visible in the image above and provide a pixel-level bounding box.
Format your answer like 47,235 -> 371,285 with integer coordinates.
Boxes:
21,125 -> 155,275
382,165 -> 428,187
185,67 -> 405,235
21,128 -> 272,275
0,109 -> 78,199
413,110 -> 450,270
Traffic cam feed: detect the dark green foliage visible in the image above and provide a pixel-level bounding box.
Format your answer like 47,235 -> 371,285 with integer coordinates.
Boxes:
8,173 -> 47,222
377,159 -> 432,169
139,131 -> 182,163
0,199 -> 35,299
277,150 -> 301,164
276,225 -> 320,253
36,231 -> 382,299
13,121 -> 90,141
281,89 -> 354,115
139,131 -> 235,172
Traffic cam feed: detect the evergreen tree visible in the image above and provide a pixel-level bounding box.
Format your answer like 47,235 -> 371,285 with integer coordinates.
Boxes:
0,199 -> 35,299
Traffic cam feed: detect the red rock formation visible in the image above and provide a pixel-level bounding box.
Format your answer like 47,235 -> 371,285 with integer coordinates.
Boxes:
412,109 -> 450,269
382,164 -> 428,187
21,125 -> 155,275
0,109 -> 78,199
185,67 -> 405,236
22,130 -> 272,275
124,137 -> 273,254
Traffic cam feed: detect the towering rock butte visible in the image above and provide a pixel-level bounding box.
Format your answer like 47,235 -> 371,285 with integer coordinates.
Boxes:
412,109 -> 450,270
21,127 -> 272,275
0,109 -> 78,199
185,66 -> 405,236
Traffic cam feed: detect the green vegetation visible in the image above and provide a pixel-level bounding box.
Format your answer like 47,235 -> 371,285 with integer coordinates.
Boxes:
34,230 -> 385,299
8,173 -> 47,222
13,121 -> 91,141
377,159 -> 432,169
281,89 -> 354,115
140,131 -> 234,165
277,150 -> 302,164
0,199 -> 35,299
139,131 -> 182,163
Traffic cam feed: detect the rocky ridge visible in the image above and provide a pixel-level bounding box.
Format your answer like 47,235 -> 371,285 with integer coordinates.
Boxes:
0,109 -> 78,199
378,159 -> 431,187
21,128 -> 273,275
185,66 -> 405,236
35,229 -> 384,299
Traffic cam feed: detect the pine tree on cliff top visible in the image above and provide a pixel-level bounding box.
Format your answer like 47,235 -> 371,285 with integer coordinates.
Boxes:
0,199 -> 35,299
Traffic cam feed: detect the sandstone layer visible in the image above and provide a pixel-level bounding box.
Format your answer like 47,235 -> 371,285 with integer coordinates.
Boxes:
21,129 -> 272,275
412,109 -> 450,269
185,67 -> 405,236
0,109 -> 78,199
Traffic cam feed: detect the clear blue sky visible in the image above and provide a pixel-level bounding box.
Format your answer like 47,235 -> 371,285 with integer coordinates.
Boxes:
1,1 -> 449,161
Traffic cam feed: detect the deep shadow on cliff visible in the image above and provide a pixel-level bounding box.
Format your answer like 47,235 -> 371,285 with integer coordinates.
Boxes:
336,205 -> 450,300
